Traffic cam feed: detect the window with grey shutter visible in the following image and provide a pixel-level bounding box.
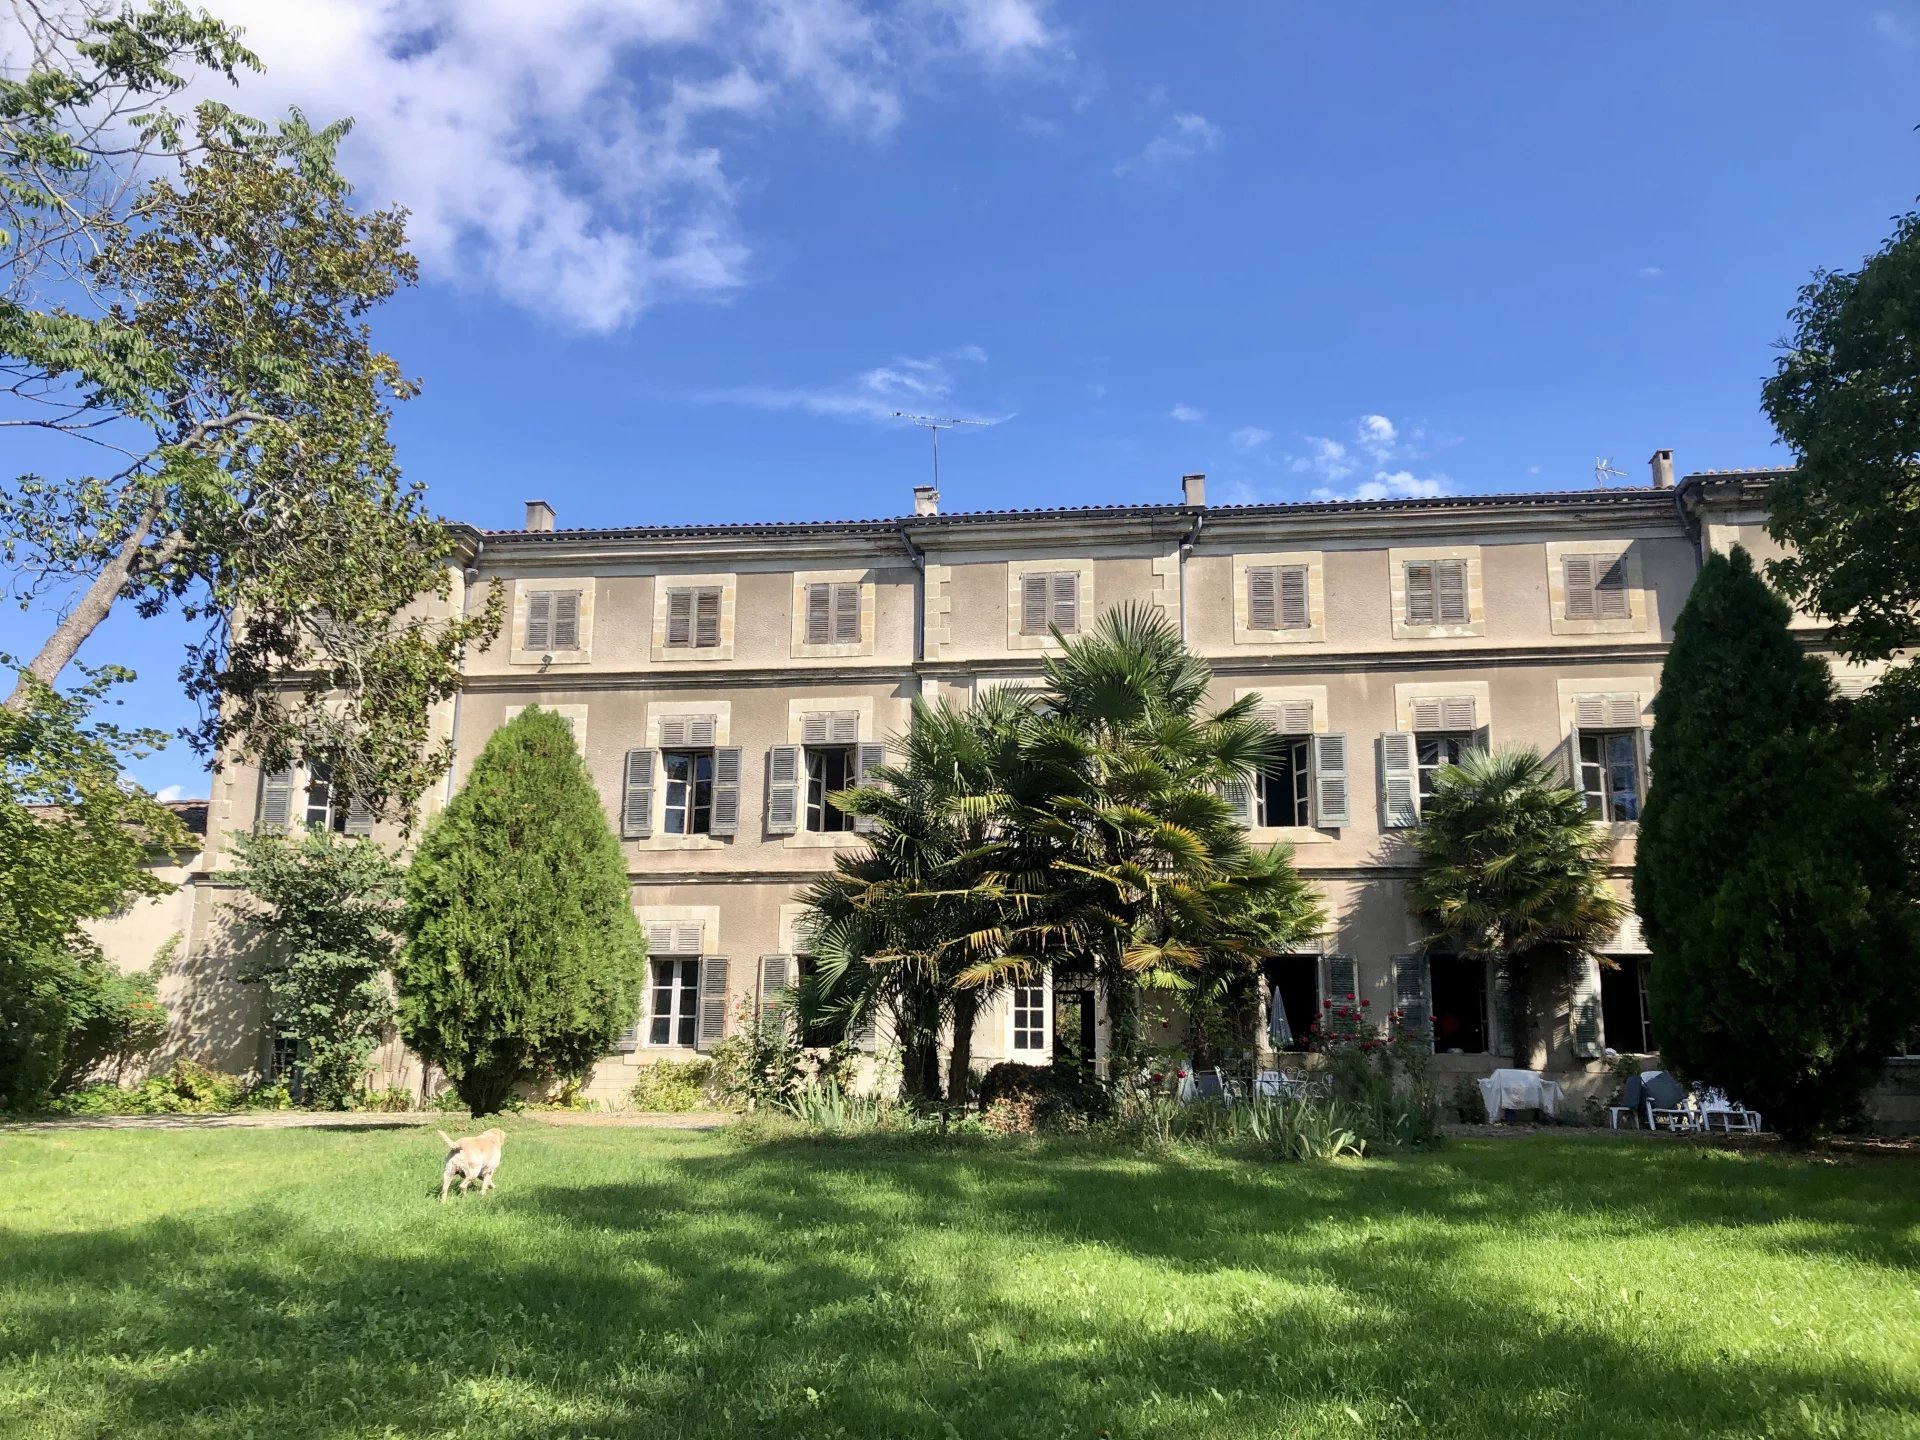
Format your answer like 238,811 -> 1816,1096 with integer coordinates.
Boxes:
665,588 -> 693,647
1324,955 -> 1359,1010
1260,700 -> 1314,735
1565,554 -> 1630,621
1392,954 -> 1433,1047
1435,559 -> 1468,623
1378,732 -> 1418,828
759,954 -> 793,1030
1571,954 -> 1604,1057
1491,964 -> 1515,1059
851,743 -> 887,833
1020,571 -> 1080,635
1051,572 -> 1078,632
765,745 -> 802,834
1573,692 -> 1640,730
1563,554 -> 1598,620
342,792 -> 374,838
1220,775 -> 1255,828
1277,564 -> 1309,628
658,714 -> 717,749
805,583 -> 833,645
257,767 -> 294,833
832,583 -> 860,643
622,749 -> 655,838
1020,573 -> 1050,635
1247,565 -> 1277,629
696,956 -> 730,1051
709,747 -> 742,836
1310,733 -> 1349,826
666,587 -> 724,649
525,590 -> 552,650
1411,695 -> 1477,732
694,588 -> 722,648
1404,562 -> 1436,625
800,711 -> 860,746
551,590 -> 581,649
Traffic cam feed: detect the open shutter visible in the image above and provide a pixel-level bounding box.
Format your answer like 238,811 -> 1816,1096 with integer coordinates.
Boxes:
1571,953 -> 1604,1057
759,954 -> 793,1030
257,767 -> 294,833
1325,954 -> 1359,1011
1563,554 -> 1596,619
525,590 -> 552,651
1246,566 -> 1277,630
852,743 -> 887,833
611,1020 -> 640,1054
666,589 -> 693,647
800,711 -> 860,747
1020,574 -> 1050,635
1278,564 -> 1310,629
1404,562 -> 1435,624
1564,725 -> 1589,807
852,1001 -> 878,1052
1378,732 -> 1417,828
709,747 -> 742,836
1491,963 -> 1515,1058
1436,559 -> 1468,623
832,583 -> 861,643
1310,733 -> 1349,826
805,583 -> 831,645
765,745 -> 801,835
622,750 -> 654,838
552,590 -> 581,650
1051,572 -> 1078,633
695,957 -> 730,1051
1392,954 -> 1433,1048
1595,555 -> 1630,618
1221,775 -> 1255,828
694,588 -> 722,648
342,791 -> 374,838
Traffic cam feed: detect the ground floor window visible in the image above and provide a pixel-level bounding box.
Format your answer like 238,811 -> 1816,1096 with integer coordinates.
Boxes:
1600,955 -> 1655,1053
1579,731 -> 1643,821
1011,978 -> 1049,1055
795,955 -> 847,1047
1265,954 -> 1319,1050
1052,975 -> 1096,1070
266,1028 -> 301,1083
648,958 -> 700,1047
1430,955 -> 1488,1053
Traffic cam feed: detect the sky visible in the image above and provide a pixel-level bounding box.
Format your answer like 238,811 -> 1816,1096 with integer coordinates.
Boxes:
6,1 -> 1920,797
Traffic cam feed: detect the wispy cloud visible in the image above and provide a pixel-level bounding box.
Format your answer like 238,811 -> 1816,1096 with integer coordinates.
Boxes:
1085,382 -> 1108,400
1115,110 -> 1223,178
153,784 -> 188,804
1168,404 -> 1205,423
1636,266 -> 1666,280
693,345 -> 993,421
1874,10 -> 1918,45
1289,436 -> 1356,485
1230,426 -> 1273,454
1311,469 -> 1452,503
1356,414 -> 1397,461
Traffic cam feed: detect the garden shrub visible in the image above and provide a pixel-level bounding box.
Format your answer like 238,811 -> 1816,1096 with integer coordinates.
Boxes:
44,1061 -> 286,1116
631,1060 -> 716,1112
976,1061 -> 1112,1130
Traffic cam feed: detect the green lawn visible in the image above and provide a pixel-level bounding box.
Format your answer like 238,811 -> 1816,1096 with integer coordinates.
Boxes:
1,1124 -> 1916,1439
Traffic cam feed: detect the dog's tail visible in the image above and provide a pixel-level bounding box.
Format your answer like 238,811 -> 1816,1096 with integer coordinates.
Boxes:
436,1129 -> 457,1149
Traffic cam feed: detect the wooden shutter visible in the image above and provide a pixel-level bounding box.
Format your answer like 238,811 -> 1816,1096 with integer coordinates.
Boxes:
1268,700 -> 1314,734
666,588 -> 693,647
759,954 -> 793,1029
852,743 -> 887,833
1404,562 -> 1435,625
1277,564 -> 1310,629
1220,775 -> 1255,828
695,956 -> 730,1051
1563,554 -> 1596,619
1020,573 -> 1050,634
552,590 -> 581,650
694,588 -> 722,648
1310,733 -> 1349,826
1435,559 -> 1469,623
800,710 -> 859,747
765,745 -> 801,835
832,582 -> 861,643
709,747 -> 742,836
342,792 -> 374,838
658,715 -> 717,749
1413,695 -> 1477,732
1571,953 -> 1604,1057
1392,954 -> 1433,1048
1574,692 -> 1639,729
1247,565 -> 1277,629
1490,963 -> 1515,1058
805,583 -> 832,645
1051,572 -> 1078,633
525,590 -> 552,651
1325,955 -> 1359,1008
257,767 -> 294,833
1378,732 -> 1418,828
1595,555 -> 1630,618
622,750 -> 654,838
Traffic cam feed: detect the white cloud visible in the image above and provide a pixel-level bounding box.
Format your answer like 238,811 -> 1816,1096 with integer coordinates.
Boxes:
1085,382 -> 1107,400
1528,465 -> 1542,476
1874,10 -> 1917,46
1636,266 -> 1666,279
1311,469 -> 1452,503
197,1 -> 1066,333
1289,436 -> 1355,485
1230,426 -> 1272,454
693,343 -> 991,420
1356,413 -> 1397,460
153,784 -> 188,804
1115,110 -> 1223,178
1168,404 -> 1205,422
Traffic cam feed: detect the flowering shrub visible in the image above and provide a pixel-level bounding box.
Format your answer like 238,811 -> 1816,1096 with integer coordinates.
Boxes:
1302,995 -> 1440,1147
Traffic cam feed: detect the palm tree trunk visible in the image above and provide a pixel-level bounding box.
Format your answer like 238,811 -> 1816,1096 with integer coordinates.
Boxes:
1505,955 -> 1530,1066
946,989 -> 978,1105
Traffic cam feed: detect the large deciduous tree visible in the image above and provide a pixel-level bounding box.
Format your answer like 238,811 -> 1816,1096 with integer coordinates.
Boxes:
1635,547 -> 1919,1140
397,708 -> 646,1117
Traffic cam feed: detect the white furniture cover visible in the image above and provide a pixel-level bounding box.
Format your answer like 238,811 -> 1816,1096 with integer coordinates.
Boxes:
1477,1068 -> 1564,1121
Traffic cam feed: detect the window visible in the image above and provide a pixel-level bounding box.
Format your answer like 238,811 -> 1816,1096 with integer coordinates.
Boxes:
647,958 -> 700,1047
1404,559 -> 1469,625
804,582 -> 861,646
1256,737 -> 1313,827
1579,731 -> 1642,821
1019,572 -> 1080,635
1265,955 -> 1319,1051
1563,554 -> 1630,620
1600,956 -> 1655,1054
1247,564 -> 1310,630
665,586 -> 723,649
304,759 -> 344,833
266,1028 -> 301,1082
1012,980 -> 1048,1052
795,956 -> 847,1047
1429,956 -> 1488,1054
662,751 -> 714,834
805,746 -> 855,832
1416,733 -> 1473,802
1053,976 -> 1096,1070
524,589 -> 582,652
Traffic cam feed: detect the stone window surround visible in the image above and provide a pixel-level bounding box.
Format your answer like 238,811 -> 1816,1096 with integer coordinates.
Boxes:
790,568 -> 878,659
1554,677 -> 1652,834
782,696 -> 878,850
1232,551 -> 1327,646
1006,557 -> 1096,651
509,578 -> 596,666
632,701 -> 733,850
650,572 -> 737,663
1545,539 -> 1650,637
1232,685 -> 1332,846
1392,681 -> 1493,737
1388,545 -> 1486,640
629,905 -> 721,1058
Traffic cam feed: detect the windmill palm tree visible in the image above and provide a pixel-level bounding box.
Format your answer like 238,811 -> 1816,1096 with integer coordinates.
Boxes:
1405,747 -> 1623,1066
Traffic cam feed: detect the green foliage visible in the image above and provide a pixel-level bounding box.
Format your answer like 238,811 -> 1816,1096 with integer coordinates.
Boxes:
0,948 -> 68,1110
630,1060 -> 717,1113
221,828 -> 404,1109
1636,547 -> 1920,1140
975,1061 -> 1113,1131
41,944 -> 168,1092
44,1059 -> 282,1116
708,998 -> 810,1109
1406,747 -> 1623,1064
779,1079 -> 902,1134
397,708 -> 646,1118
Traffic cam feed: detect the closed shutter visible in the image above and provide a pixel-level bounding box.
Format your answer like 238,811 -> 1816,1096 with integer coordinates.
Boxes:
1247,566 -> 1277,630
1412,695 -> 1477,731
765,745 -> 802,834
1264,700 -> 1313,734
1220,775 -> 1255,828
694,588 -> 722,648
1491,963 -> 1514,1058
1392,954 -> 1433,1048
257,767 -> 294,833
1574,692 -> 1639,729
1435,559 -> 1468,623
1378,732 -> 1418,828
552,590 -> 581,650
525,590 -> 552,651
696,957 -> 730,1051
1020,573 -> 1050,634
759,954 -> 793,1029
1563,554 -> 1597,620
1571,953 -> 1604,1057
1051,572 -> 1078,632
1278,564 -> 1310,629
1310,733 -> 1349,826
852,743 -> 887,834
665,588 -> 693,647
800,711 -> 859,746
832,583 -> 861,643
709,747 -> 742,836
342,791 -> 374,838
805,583 -> 831,645
1595,556 -> 1630,618
1405,562 -> 1435,625
1325,955 -> 1359,1009
658,715 -> 717,748
622,750 -> 654,838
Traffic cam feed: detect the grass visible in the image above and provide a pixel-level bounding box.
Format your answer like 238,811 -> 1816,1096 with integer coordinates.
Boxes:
1,1124 -> 1917,1439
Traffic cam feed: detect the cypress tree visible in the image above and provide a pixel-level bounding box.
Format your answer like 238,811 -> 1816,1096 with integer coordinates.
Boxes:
398,707 -> 646,1116
1636,547 -> 1919,1139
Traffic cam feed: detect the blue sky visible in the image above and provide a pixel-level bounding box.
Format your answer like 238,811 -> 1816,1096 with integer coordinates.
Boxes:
8,1 -> 1920,795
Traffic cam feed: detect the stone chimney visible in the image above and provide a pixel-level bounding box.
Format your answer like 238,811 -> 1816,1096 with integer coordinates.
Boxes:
913,485 -> 940,517
1182,472 -> 1207,507
525,499 -> 555,532
1648,450 -> 1675,490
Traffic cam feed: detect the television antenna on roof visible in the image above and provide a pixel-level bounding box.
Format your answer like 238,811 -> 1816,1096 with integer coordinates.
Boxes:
894,412 -> 992,489
1594,456 -> 1628,487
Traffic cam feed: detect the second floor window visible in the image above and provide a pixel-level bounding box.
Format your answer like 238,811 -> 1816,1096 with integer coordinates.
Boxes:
1564,553 -> 1630,620
1019,571 -> 1080,635
804,582 -> 861,645
806,746 -> 855,832
525,589 -> 582,651
665,586 -> 723,649
1256,737 -> 1313,827
1579,731 -> 1642,821
1246,564 -> 1310,630
1404,559 -> 1469,626
662,750 -> 714,833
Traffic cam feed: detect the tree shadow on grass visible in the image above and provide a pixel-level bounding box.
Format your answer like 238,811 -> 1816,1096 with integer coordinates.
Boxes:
1,1136 -> 1916,1439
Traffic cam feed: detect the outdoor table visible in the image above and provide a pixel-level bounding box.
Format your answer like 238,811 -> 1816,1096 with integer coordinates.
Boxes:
1477,1068 -> 1564,1122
